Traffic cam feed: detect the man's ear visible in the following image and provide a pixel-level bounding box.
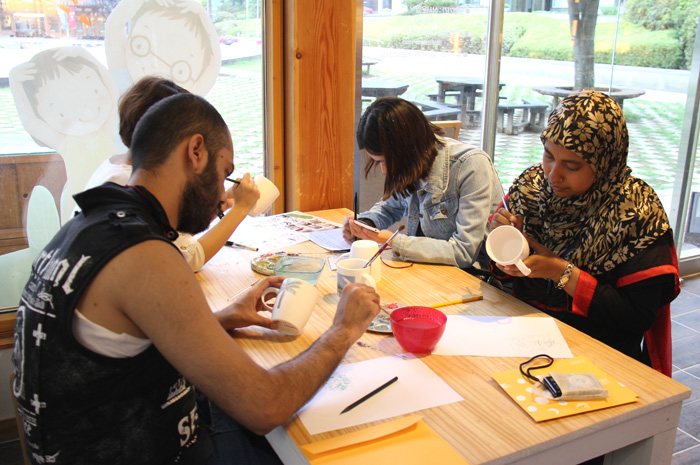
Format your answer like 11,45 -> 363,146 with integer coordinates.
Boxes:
186,134 -> 208,174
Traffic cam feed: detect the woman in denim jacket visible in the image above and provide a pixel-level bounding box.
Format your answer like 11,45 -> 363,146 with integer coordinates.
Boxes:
343,97 -> 503,273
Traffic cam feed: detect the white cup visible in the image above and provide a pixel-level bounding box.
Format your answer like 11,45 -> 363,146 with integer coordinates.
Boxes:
248,175 -> 280,217
261,278 -> 319,335
338,240 -> 381,283
337,258 -> 377,295
485,225 -> 532,276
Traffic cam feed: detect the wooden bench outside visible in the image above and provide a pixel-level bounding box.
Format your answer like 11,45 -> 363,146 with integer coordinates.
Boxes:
426,92 -> 481,124
497,98 -> 549,135
521,98 -> 550,131
407,99 -> 462,121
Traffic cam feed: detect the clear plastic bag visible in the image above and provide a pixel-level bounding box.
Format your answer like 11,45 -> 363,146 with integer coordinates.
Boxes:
546,372 -> 609,401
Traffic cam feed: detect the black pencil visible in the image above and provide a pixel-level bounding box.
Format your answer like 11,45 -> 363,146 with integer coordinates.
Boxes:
353,192 -> 358,241
340,376 -> 398,415
353,192 -> 358,221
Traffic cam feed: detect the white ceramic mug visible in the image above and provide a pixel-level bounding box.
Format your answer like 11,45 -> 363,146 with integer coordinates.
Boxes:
337,258 -> 377,295
338,239 -> 381,283
248,175 -> 280,217
485,225 -> 532,276
261,278 -> 319,335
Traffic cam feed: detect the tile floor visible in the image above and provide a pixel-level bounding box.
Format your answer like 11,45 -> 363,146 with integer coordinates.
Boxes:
669,274 -> 700,465
1,276 -> 699,463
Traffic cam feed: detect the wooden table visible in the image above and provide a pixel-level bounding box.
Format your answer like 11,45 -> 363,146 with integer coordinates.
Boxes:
434,76 -> 506,122
532,86 -> 646,109
361,78 -> 409,99
197,209 -> 690,465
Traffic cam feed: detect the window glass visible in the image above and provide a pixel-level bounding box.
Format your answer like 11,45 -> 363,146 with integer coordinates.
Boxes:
360,0 -> 699,261
0,0 -> 264,310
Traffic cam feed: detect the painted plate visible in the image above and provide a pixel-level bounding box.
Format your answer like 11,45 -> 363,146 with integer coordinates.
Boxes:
367,302 -> 405,333
250,252 -> 294,276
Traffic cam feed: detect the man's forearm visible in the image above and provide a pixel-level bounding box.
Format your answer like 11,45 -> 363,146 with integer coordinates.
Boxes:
245,327 -> 355,435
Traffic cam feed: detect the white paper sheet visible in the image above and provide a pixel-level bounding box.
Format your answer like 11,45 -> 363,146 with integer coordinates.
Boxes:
308,228 -> 352,252
431,315 -> 573,358
297,357 -> 463,435
227,211 -> 340,253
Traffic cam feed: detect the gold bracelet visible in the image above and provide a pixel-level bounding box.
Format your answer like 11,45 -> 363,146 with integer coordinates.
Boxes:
556,262 -> 574,289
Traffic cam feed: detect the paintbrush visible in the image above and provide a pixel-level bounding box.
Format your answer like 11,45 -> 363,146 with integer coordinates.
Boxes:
363,225 -> 405,269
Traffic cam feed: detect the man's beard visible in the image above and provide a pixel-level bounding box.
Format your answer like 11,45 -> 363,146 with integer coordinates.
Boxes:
177,158 -> 221,235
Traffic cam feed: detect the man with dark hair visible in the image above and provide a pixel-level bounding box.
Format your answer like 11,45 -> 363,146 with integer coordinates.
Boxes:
13,93 -> 381,464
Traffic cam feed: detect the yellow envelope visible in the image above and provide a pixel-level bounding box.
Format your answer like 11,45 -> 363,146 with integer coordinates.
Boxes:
300,414 -> 468,464
492,356 -> 638,422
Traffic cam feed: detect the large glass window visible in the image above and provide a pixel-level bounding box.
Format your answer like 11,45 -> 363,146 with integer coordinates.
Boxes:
359,0 -> 700,268
0,0 -> 265,311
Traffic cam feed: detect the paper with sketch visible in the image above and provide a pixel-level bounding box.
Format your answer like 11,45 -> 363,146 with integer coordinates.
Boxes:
432,315 -> 573,358
309,228 -> 352,252
227,211 -> 340,253
297,357 -> 463,436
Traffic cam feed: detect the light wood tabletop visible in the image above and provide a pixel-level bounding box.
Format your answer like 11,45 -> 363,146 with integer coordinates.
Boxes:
197,209 -> 691,465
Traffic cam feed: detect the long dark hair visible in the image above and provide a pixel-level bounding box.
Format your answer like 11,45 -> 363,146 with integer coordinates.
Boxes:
356,97 -> 444,199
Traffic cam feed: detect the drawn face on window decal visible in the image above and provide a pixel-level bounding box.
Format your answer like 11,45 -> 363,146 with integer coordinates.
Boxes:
125,11 -> 205,90
35,65 -> 113,136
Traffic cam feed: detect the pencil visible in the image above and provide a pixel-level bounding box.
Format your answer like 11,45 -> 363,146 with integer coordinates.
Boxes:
340,376 -> 399,415
353,192 -> 358,241
430,295 -> 483,308
226,177 -> 241,184
353,192 -> 358,221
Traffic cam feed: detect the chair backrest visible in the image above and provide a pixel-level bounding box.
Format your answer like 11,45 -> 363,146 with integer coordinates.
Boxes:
9,372 -> 31,465
433,120 -> 461,139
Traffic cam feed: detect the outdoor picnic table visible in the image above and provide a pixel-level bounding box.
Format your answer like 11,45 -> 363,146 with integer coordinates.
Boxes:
533,85 -> 646,109
434,76 -> 506,122
362,59 -> 378,75
361,78 -> 409,98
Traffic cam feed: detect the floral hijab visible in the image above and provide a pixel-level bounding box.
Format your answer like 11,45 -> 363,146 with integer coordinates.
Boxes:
508,89 -> 670,275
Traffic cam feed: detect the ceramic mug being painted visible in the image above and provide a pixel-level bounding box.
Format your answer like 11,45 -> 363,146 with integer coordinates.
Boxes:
485,225 -> 531,276
261,278 -> 319,335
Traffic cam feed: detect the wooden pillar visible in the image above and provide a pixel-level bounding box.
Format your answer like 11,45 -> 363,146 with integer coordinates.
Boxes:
283,0 -> 356,212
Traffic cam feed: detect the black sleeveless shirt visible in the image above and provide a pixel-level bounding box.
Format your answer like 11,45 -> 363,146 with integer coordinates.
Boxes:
12,183 -> 212,465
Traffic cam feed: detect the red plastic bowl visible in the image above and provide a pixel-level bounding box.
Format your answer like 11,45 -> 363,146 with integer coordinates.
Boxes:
390,306 -> 447,353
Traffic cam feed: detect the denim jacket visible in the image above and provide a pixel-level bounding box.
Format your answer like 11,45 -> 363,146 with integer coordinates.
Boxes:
359,137 -> 503,269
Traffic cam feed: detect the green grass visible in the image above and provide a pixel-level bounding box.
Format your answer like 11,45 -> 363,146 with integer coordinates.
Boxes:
215,18 -> 262,38
365,12 -> 683,68
222,56 -> 262,73
364,13 -> 488,42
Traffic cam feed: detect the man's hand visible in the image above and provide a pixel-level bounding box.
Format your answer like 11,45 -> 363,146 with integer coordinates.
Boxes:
330,283 -> 381,342
216,276 -> 285,331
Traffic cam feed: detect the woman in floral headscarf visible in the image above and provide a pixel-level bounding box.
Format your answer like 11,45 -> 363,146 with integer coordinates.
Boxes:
490,89 -> 679,376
